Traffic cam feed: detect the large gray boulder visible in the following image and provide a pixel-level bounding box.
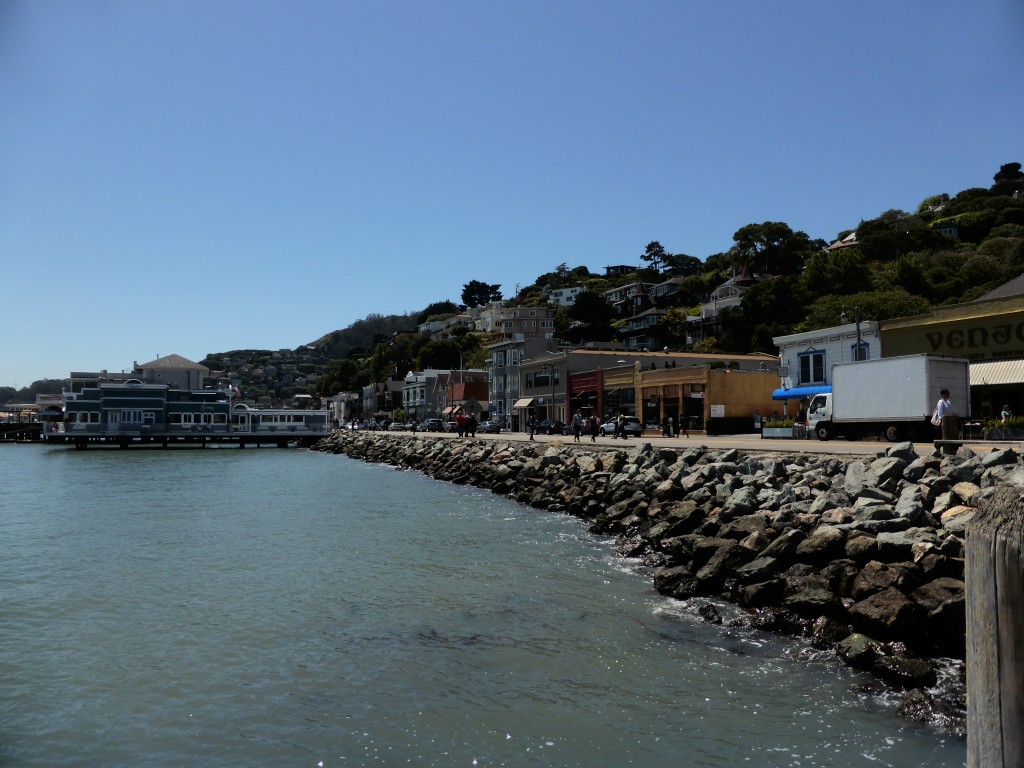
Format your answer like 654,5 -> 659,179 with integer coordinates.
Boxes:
848,587 -> 926,640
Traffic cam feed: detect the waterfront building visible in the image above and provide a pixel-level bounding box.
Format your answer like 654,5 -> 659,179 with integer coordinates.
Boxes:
485,336 -> 557,429
771,319 -> 882,414
133,354 -> 209,391
401,369 -> 450,420
473,303 -> 557,338
436,370 -> 489,421
518,349 -> 777,432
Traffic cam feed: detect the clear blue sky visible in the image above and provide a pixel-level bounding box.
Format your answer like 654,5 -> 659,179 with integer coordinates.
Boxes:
2,0 -> 1021,388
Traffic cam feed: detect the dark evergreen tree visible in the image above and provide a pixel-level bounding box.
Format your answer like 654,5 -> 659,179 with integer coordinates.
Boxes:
461,280 -> 503,307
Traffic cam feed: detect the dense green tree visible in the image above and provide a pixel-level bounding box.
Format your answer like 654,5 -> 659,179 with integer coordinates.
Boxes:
992,162 -> 1024,197
716,306 -> 749,353
566,290 -> 614,325
701,250 -> 736,276
461,280 -> 502,307
569,265 -> 592,279
417,338 -> 465,369
415,300 -> 461,325
416,332 -> 485,370
729,222 -> 822,276
738,276 -> 807,326
315,358 -> 367,396
559,290 -> 615,343
886,255 -> 931,297
978,236 -> 1024,270
989,223 -> 1024,239
749,322 -> 791,354
580,276 -> 613,295
802,290 -> 930,330
659,307 -> 691,346
994,162 -> 1023,182
663,253 -> 702,277
943,188 -> 992,216
640,241 -> 670,273
800,249 -> 872,298
854,209 -> 954,262
0,379 -> 64,405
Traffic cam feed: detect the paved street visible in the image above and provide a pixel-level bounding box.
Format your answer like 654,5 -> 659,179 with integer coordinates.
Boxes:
377,428 -> 1008,458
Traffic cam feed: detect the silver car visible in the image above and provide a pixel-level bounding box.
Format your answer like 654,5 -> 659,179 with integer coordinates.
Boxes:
599,416 -> 643,437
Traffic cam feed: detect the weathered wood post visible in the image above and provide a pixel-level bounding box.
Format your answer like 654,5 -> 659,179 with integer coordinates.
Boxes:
939,413 -> 960,454
966,486 -> 1024,767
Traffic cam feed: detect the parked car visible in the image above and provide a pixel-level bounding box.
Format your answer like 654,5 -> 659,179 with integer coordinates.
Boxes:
538,419 -> 566,435
599,416 -> 643,437
477,420 -> 502,433
387,422 -> 407,431
419,418 -> 445,432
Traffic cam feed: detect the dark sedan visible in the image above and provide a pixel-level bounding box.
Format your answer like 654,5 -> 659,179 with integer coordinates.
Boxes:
538,419 -> 566,435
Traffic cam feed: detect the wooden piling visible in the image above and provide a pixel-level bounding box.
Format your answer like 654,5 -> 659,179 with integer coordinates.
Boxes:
966,486 -> 1024,767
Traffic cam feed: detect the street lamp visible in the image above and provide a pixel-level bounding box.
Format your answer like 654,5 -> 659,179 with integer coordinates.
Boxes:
841,307 -> 863,361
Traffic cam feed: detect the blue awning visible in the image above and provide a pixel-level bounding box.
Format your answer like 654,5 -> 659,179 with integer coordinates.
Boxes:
772,385 -> 831,401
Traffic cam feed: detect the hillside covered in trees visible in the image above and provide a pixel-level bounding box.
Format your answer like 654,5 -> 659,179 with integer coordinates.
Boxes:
305,162 -> 1024,399
5,162 -> 1022,405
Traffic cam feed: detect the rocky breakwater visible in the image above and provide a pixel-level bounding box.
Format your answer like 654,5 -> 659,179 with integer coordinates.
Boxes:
314,431 -> 1024,735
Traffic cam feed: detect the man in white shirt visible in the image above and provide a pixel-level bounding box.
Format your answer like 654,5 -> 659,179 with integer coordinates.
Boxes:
933,389 -> 952,437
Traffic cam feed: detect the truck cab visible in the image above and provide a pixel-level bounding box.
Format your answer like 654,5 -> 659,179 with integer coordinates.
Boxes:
806,393 -> 831,437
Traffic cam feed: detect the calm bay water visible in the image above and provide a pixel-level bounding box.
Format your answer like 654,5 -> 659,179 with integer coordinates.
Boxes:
1,444 -> 965,767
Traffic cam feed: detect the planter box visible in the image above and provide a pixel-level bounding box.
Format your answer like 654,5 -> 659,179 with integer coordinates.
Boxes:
984,427 -> 1024,441
762,427 -> 795,439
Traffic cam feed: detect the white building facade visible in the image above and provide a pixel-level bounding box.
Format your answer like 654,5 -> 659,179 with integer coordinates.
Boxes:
772,320 -> 882,407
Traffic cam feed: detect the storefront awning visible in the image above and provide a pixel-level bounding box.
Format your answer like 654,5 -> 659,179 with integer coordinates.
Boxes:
772,385 -> 831,401
970,358 -> 1024,387
513,397 -> 534,408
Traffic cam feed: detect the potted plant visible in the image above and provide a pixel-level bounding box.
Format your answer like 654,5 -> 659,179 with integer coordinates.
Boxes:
983,415 -> 1024,441
762,417 -> 795,439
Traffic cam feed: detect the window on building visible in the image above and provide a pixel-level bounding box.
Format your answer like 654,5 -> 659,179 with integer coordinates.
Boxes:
798,349 -> 825,384
851,341 -> 869,361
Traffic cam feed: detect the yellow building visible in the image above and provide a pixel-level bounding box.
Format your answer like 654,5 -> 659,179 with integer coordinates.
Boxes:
881,295 -> 1024,361
881,294 -> 1024,420
636,365 -> 779,434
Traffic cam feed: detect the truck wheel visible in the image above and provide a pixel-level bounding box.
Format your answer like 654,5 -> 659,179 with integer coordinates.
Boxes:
815,422 -> 832,441
883,424 -> 903,443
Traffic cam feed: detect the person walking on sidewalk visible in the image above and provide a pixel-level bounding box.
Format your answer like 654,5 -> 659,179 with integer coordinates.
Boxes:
572,411 -> 583,442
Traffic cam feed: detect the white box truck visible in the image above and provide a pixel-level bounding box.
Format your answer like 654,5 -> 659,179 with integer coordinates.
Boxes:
806,354 -> 970,442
